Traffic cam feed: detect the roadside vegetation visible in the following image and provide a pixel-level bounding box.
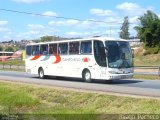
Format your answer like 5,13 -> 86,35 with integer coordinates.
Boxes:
134,75 -> 160,80
0,59 -> 24,66
134,46 -> 160,66
133,46 -> 160,80
0,81 -> 160,120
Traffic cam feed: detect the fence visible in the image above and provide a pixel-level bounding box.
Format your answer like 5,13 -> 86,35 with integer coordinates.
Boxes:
134,66 -> 160,76
0,64 -> 25,71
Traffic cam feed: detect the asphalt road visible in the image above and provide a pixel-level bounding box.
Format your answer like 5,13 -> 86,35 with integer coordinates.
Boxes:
0,71 -> 160,98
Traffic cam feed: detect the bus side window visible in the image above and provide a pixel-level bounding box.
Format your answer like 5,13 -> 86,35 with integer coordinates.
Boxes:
40,44 -> 48,55
49,44 -> 57,55
32,45 -> 39,55
69,42 -> 79,54
26,46 -> 31,56
80,41 -> 92,54
58,43 -> 68,55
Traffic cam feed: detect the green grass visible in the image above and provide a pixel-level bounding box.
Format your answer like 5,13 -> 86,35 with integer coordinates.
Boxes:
134,47 -> 160,66
0,81 -> 160,120
0,68 -> 25,72
134,54 -> 160,66
134,75 -> 160,80
0,59 -> 25,66
0,83 -> 40,109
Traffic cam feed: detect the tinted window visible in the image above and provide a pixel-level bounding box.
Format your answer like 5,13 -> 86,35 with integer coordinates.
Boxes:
26,46 -> 31,56
94,41 -> 106,67
40,44 -> 48,55
32,45 -> 39,55
80,41 -> 92,54
58,43 -> 68,55
69,42 -> 79,54
49,44 -> 57,55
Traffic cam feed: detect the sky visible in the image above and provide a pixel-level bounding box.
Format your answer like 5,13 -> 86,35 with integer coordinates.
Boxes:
0,0 -> 160,41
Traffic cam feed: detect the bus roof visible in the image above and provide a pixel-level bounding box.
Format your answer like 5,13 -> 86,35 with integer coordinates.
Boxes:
26,37 -> 129,46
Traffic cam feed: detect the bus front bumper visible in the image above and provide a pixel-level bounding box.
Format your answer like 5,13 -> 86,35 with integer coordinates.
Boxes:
106,73 -> 134,80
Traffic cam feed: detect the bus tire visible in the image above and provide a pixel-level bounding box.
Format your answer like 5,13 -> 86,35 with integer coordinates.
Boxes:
83,70 -> 92,82
38,67 -> 45,79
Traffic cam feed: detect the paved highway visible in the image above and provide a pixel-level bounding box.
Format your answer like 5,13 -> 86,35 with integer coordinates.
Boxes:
0,71 -> 160,98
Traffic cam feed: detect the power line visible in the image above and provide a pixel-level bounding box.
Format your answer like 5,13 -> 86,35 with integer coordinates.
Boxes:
0,8 -> 138,38
0,8 -> 126,24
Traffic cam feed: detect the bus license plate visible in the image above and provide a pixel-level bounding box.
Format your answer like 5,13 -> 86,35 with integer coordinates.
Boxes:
121,75 -> 126,79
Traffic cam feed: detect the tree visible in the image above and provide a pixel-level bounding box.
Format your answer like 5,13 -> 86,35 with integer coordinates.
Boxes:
134,10 -> 160,54
0,46 -> 3,51
40,35 -> 61,42
4,46 -> 14,52
120,16 -> 130,39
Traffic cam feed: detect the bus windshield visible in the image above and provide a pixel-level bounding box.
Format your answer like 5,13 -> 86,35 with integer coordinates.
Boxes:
105,41 -> 133,68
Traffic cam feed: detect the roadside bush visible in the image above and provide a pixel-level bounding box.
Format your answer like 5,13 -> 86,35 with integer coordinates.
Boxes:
143,50 -> 151,56
143,46 -> 160,55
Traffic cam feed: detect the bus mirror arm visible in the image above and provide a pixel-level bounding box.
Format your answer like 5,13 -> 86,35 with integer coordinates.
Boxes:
103,47 -> 108,57
131,49 -> 134,58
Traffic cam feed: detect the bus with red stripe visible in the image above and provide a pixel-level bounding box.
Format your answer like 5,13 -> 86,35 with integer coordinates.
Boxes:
25,37 -> 134,82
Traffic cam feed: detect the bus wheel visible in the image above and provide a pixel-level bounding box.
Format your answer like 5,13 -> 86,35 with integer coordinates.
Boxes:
38,68 -> 45,79
83,70 -> 92,82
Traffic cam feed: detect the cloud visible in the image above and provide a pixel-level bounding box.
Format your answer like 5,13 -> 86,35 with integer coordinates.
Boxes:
48,18 -> 122,32
129,16 -> 139,23
116,2 -> 149,16
16,30 -> 48,40
42,11 -> 58,17
0,21 -> 8,26
49,19 -> 101,30
157,13 -> 160,18
64,30 -> 119,38
0,28 -> 10,33
26,24 -> 54,36
66,20 -> 80,26
12,23 -> 60,40
65,32 -> 81,37
11,0 -> 48,4
116,2 -> 140,11
65,31 -> 97,37
90,8 -> 115,16
0,21 -> 11,33
48,20 -> 80,26
27,24 -> 45,30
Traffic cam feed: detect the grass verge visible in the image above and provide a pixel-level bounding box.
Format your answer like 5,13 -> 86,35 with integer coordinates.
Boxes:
0,68 -> 25,72
134,47 -> 160,66
134,75 -> 160,80
0,81 -> 160,120
0,59 -> 25,66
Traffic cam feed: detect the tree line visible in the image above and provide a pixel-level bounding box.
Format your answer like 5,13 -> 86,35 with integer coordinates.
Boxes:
0,46 -> 15,52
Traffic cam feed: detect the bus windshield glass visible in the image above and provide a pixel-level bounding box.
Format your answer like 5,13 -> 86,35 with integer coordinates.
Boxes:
105,41 -> 133,68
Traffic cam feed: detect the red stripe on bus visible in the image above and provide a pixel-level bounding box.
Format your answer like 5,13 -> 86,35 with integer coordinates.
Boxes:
31,55 -> 41,60
53,54 -> 61,64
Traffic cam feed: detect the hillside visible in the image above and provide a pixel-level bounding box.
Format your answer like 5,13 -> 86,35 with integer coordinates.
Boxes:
134,47 -> 160,66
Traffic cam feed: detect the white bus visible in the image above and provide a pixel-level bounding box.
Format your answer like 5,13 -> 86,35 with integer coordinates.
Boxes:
25,37 -> 134,82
